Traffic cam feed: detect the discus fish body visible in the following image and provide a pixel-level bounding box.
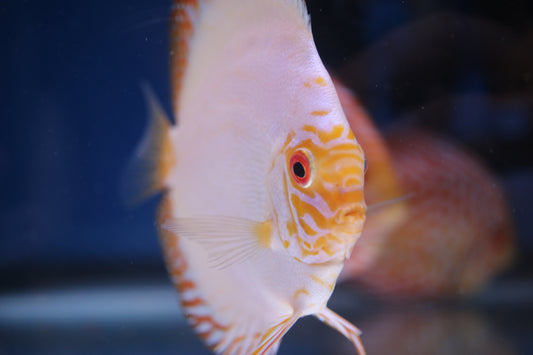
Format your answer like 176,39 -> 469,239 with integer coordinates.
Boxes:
126,0 -> 367,353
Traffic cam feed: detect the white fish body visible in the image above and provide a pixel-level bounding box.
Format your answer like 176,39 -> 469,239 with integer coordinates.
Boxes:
127,0 -> 367,353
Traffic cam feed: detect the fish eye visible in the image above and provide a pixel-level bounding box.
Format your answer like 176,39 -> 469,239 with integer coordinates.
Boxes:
289,150 -> 312,187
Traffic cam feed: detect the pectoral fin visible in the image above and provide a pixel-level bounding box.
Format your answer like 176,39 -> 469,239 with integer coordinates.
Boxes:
161,217 -> 273,269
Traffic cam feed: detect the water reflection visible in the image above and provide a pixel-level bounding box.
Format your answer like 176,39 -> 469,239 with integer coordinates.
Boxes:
347,309 -> 514,355
2,282 -> 530,354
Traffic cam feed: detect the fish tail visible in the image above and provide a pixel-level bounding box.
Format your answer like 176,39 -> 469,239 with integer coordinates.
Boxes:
121,84 -> 175,206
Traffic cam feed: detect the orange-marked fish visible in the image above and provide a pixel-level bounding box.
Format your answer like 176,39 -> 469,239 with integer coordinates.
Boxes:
126,1 -> 367,354
334,80 -> 515,299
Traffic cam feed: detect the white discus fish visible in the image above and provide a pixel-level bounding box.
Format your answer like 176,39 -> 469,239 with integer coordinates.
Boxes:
126,0 -> 367,353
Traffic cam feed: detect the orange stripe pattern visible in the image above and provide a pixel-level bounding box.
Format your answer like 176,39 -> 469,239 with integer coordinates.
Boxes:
280,123 -> 366,263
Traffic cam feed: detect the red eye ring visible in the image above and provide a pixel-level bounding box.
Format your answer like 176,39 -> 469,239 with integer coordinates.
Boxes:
289,150 -> 312,187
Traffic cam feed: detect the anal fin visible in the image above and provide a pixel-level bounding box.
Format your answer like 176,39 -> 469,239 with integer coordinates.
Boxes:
251,316 -> 299,355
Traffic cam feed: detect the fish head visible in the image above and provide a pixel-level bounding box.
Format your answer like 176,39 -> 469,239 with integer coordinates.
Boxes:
271,120 -> 367,264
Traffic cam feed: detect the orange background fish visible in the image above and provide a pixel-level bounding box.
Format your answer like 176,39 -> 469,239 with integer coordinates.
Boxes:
334,79 -> 515,299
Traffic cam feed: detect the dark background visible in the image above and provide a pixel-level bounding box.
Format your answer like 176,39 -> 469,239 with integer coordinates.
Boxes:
1,0 -> 533,354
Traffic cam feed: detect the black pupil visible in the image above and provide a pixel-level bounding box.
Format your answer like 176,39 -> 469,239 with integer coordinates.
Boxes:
293,161 -> 306,178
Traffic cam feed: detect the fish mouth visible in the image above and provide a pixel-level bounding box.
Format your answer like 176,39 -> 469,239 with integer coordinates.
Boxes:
335,204 -> 365,226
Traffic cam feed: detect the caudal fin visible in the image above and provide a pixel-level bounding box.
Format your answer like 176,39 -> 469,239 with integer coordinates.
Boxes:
121,85 -> 175,206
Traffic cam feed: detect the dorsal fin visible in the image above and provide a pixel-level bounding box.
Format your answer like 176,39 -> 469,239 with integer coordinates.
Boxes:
169,0 -> 310,117
169,0 -> 201,116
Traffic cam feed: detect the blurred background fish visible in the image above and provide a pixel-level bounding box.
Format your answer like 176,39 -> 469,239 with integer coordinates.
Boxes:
335,80 -> 515,299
